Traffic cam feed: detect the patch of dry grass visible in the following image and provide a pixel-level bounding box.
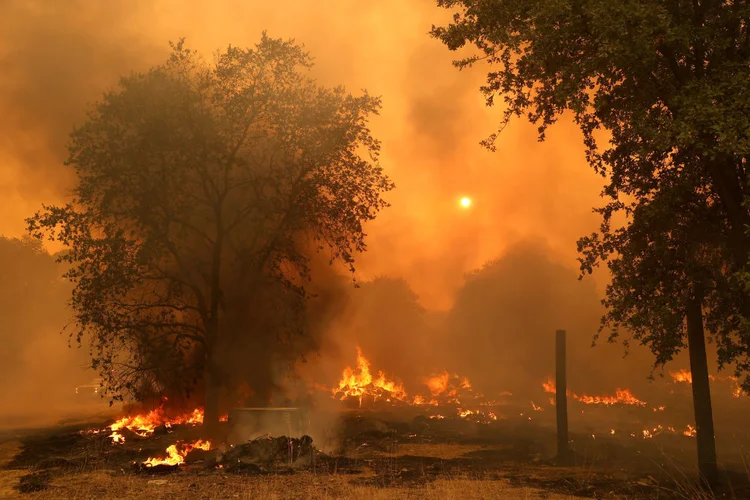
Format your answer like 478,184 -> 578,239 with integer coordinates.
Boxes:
386,443 -> 487,459
1,470 -> 589,500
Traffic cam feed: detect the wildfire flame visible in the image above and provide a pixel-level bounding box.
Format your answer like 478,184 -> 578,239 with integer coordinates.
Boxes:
670,369 -> 693,384
542,378 -> 646,407
332,348 -> 479,409
669,369 -> 746,397
333,347 -> 408,406
143,439 -> 211,467
108,407 -> 205,443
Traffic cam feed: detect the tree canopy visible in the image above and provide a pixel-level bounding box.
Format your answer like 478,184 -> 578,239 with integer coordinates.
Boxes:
432,1 -> 750,482
432,0 -> 750,387
27,34 -> 394,424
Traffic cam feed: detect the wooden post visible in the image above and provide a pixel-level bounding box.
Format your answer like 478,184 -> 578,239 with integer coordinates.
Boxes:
556,329 -> 570,463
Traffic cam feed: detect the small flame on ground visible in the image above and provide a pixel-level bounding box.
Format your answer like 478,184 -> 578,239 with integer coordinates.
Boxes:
542,378 -> 646,406
669,370 -> 746,398
143,439 -> 211,467
110,407 -> 204,438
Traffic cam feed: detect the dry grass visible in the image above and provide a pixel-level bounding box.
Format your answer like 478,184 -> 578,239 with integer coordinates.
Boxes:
0,470 -> 588,500
383,443 -> 487,459
0,437 -> 590,499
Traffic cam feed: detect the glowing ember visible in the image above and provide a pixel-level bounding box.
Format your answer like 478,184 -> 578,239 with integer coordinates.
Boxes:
530,402 -> 543,411
143,439 -> 211,467
542,378 -> 556,394
684,424 -> 697,437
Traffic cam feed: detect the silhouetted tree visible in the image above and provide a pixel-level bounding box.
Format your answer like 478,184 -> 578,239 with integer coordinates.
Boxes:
579,168 -> 729,482
432,0 -> 750,485
27,34 -> 394,431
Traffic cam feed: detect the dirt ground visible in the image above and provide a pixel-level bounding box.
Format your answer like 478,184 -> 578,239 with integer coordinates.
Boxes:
1,410 -> 748,499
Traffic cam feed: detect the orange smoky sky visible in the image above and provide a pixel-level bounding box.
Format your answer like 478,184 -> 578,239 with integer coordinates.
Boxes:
0,0 -> 606,310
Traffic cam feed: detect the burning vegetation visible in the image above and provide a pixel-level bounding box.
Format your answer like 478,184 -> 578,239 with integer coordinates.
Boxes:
4,3 -> 750,497
75,345 -> 741,473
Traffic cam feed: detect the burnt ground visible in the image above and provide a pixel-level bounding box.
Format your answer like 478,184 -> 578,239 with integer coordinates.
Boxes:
1,408 -> 749,499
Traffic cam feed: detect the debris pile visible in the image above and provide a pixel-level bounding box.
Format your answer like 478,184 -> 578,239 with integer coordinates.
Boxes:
218,435 -> 316,473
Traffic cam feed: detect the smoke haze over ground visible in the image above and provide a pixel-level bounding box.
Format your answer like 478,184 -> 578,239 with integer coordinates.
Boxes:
0,0 -> 742,439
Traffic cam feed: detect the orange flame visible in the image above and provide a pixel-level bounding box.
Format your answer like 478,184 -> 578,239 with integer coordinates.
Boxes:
143,439 -> 211,467
332,348 -> 481,409
669,369 -> 693,383
669,370 -> 746,397
425,372 -> 451,396
109,407 -> 204,442
541,378 -> 646,406
333,347 -> 408,406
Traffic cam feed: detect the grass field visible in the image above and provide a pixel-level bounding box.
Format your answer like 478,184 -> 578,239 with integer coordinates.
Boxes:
1,469 -> 590,500
0,437 -> 592,499
1,412 -> 748,499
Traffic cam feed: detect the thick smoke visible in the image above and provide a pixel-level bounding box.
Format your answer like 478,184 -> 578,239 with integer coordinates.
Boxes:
0,236 -> 110,427
0,0 -> 606,308
2,0 -> 743,440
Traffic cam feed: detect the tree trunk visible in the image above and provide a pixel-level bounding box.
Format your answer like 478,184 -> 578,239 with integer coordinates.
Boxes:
203,364 -> 221,435
685,292 -> 718,487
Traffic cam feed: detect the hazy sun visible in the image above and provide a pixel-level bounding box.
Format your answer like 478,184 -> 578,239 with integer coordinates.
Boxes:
460,197 -> 472,208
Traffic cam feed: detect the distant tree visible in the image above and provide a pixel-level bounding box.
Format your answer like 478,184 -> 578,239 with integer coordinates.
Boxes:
27,34 -> 394,431
343,276 -> 430,384
447,243 -> 604,392
432,0 -> 750,485
0,237 -> 68,375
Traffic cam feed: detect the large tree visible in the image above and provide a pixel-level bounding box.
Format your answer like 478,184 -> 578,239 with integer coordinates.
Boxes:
28,34 -> 394,430
432,0 -> 750,485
